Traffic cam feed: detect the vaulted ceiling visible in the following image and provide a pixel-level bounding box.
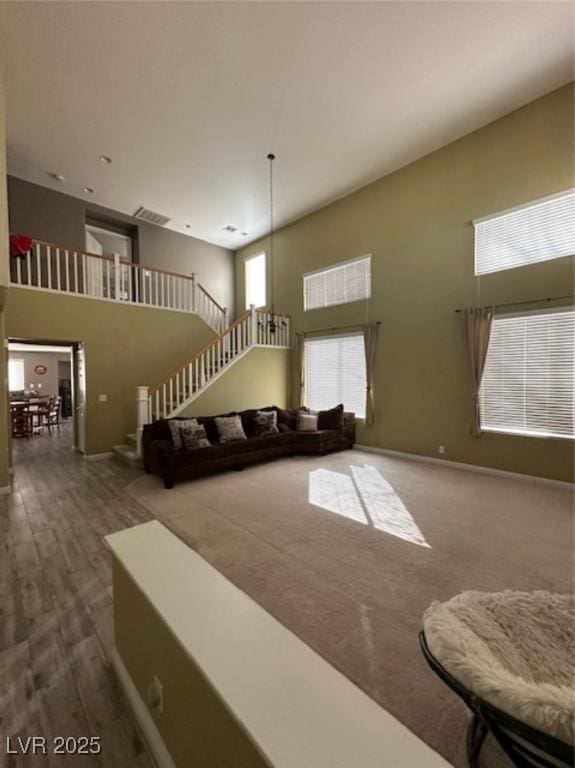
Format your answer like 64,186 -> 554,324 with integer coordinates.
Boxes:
1,1 -> 572,249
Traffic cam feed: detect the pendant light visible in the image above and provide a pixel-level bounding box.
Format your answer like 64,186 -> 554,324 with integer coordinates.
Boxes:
259,152 -> 286,336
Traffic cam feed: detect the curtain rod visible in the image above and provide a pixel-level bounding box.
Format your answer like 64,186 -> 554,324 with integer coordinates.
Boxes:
299,321 -> 380,336
454,295 -> 574,313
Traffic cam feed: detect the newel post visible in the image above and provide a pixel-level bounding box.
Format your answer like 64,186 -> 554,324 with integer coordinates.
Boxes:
249,304 -> 257,346
136,386 -> 150,457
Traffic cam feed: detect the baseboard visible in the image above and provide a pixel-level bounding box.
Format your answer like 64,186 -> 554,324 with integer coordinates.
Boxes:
112,647 -> 176,768
354,444 -> 573,489
83,451 -> 114,461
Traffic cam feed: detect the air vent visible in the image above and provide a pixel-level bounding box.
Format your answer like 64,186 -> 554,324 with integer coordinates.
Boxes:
222,225 -> 238,233
133,207 -> 172,226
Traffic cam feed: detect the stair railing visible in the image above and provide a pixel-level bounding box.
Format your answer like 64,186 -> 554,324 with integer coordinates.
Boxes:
135,306 -> 291,454
10,238 -> 228,332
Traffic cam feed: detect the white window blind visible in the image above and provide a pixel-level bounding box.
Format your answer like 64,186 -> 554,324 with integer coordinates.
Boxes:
305,333 -> 367,418
304,255 -> 371,311
474,189 -> 575,275
479,309 -> 575,439
8,359 -> 25,391
245,253 -> 266,309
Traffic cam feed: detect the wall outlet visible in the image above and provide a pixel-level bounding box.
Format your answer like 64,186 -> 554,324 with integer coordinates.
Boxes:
438,445 -> 445,455
148,676 -> 164,714
98,394 -> 108,402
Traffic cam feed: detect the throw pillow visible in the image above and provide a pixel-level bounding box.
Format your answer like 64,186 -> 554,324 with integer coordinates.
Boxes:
297,412 -> 319,432
215,414 -> 247,443
180,424 -> 211,451
278,422 -> 292,433
254,410 -> 279,436
168,418 -> 198,449
318,403 -> 344,430
277,407 -> 297,431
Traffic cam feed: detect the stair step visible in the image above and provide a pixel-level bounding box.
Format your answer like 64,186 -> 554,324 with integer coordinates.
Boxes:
113,443 -> 141,467
126,433 -> 137,448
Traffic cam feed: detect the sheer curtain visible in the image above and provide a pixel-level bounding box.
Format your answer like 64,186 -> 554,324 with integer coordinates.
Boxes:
363,322 -> 379,425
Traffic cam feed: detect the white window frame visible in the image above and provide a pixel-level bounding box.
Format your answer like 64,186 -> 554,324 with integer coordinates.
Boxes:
473,189 -> 575,276
245,252 -> 267,310
8,358 -> 25,391
303,255 -> 371,311
304,332 -> 367,419
479,307 -> 575,440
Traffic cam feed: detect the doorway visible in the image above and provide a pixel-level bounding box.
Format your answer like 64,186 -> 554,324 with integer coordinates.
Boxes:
7,339 -> 86,456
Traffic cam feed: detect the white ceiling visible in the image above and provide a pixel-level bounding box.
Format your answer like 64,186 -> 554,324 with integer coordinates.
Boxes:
0,2 -> 572,250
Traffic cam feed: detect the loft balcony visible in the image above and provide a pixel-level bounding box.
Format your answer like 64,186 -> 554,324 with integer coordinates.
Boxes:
9,238 -> 228,333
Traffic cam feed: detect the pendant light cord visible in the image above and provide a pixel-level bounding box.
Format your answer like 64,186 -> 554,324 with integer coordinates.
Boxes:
267,153 -> 275,316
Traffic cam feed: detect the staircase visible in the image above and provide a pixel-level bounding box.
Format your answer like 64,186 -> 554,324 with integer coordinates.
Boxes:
113,307 -> 291,465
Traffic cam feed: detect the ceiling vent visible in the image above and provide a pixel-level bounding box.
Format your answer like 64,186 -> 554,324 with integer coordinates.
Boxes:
133,207 -> 172,226
222,225 -> 238,233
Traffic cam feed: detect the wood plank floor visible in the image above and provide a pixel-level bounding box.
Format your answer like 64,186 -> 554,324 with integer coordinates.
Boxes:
1,423 -> 156,768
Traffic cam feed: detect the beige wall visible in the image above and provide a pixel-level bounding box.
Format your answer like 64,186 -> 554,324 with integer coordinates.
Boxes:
8,349 -> 71,396
5,289 -> 215,454
236,85 -> 574,482
181,347 -> 290,417
114,561 -> 270,768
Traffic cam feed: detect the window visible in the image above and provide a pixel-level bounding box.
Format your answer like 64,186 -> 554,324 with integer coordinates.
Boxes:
245,253 -> 266,309
474,189 -> 575,275
479,309 -> 575,439
8,359 -> 25,391
304,255 -> 371,311
305,333 -> 367,418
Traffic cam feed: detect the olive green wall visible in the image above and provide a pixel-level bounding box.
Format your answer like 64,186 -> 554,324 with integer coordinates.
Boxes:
5,288 -> 215,454
181,347 -> 290,417
114,561 -> 270,768
0,71 -> 10,490
236,85 -> 574,482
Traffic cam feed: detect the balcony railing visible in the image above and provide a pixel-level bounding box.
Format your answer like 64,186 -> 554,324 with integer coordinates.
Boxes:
10,239 -> 228,332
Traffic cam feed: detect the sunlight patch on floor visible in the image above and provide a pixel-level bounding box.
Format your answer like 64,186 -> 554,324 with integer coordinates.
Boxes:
308,465 -> 430,548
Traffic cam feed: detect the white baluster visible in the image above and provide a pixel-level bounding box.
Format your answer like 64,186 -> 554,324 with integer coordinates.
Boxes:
47,247 -> 52,289
73,251 -> 78,293
56,248 -> 61,290
36,244 -> 42,288
64,250 -> 69,291
82,252 -> 87,295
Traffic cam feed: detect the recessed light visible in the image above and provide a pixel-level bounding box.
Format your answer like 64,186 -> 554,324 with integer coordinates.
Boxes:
241,232 -> 248,237
83,187 -> 94,194
222,225 -> 238,233
48,172 -> 65,182
99,155 -> 112,164
185,224 -> 191,229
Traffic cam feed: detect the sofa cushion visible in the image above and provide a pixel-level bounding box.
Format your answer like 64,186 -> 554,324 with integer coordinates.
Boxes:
297,412 -> 319,432
254,410 -> 279,436
168,418 -> 198,449
180,423 -> 211,451
277,407 -> 297,431
215,414 -> 247,443
318,403 -> 344,431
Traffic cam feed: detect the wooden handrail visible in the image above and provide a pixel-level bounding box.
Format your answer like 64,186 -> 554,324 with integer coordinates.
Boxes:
149,309 -> 253,394
197,282 -> 226,313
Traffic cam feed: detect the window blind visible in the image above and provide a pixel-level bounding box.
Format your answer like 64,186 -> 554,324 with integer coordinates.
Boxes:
245,253 -> 266,309
479,309 -> 575,439
304,255 -> 371,311
474,189 -> 575,275
305,333 -> 367,418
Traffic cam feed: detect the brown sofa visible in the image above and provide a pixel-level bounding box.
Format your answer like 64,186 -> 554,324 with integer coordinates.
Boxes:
143,405 -> 356,488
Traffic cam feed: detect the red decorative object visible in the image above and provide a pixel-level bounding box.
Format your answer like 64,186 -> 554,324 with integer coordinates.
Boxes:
34,364 -> 48,375
10,233 -> 33,258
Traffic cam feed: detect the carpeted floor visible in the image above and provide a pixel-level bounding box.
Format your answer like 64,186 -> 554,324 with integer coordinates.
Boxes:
128,449 -> 574,768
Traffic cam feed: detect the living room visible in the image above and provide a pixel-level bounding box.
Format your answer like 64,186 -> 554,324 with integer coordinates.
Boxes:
0,3 -> 573,768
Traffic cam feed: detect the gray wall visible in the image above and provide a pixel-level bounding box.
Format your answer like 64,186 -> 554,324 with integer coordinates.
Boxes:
7,176 -> 235,316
